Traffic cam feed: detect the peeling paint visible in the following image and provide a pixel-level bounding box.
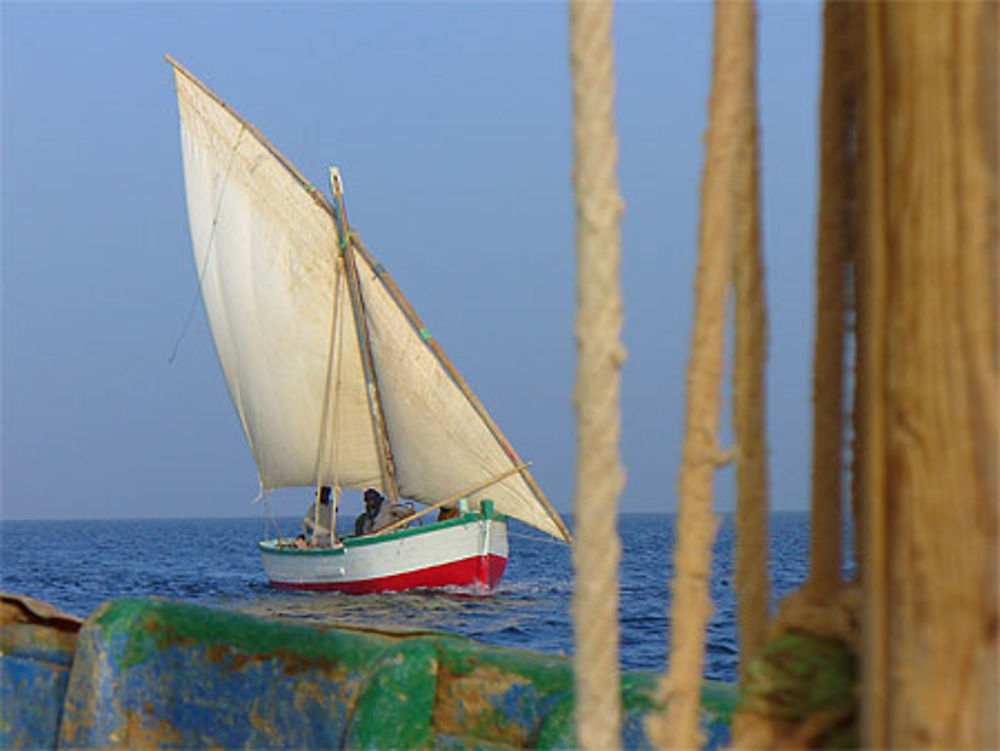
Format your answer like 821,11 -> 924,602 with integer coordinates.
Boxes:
3,595 -> 737,749
0,595 -> 79,750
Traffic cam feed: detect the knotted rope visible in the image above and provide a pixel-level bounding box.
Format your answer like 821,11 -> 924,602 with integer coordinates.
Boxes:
568,1 -> 626,749
730,3 -> 863,747
732,586 -> 861,750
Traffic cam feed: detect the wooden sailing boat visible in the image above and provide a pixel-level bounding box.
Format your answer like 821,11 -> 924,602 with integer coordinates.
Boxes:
168,57 -> 570,593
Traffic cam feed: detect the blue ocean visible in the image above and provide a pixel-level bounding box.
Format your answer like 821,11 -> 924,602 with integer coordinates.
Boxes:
0,513 -> 819,683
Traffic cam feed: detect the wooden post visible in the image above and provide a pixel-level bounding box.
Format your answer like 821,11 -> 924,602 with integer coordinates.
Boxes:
857,2 -> 998,747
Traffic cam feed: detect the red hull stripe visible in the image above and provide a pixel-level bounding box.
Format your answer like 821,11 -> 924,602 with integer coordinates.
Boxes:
270,553 -> 508,594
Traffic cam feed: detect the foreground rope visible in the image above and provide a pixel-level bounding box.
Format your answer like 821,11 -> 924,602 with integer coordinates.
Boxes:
647,2 -> 756,748
738,560 -> 860,751
731,0 -> 770,682
732,585 -> 861,749
805,0 -> 859,602
568,1 -> 626,749
730,5 -> 863,748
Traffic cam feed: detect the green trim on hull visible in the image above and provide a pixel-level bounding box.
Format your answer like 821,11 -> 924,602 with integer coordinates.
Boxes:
259,504 -> 506,557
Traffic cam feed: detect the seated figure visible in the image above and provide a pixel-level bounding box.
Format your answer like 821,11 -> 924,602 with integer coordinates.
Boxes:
354,488 -> 413,536
438,506 -> 460,522
302,486 -> 334,545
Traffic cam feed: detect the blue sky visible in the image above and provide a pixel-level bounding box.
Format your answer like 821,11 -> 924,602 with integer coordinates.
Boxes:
2,2 -> 820,521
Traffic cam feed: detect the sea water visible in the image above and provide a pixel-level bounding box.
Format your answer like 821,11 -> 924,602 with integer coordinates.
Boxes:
0,512 -> 824,682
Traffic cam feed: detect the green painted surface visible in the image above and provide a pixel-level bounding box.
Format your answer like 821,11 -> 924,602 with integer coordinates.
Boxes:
63,599 -> 416,748
7,596 -> 737,749
346,640 -> 439,750
259,507 -> 506,556
92,597 -> 398,671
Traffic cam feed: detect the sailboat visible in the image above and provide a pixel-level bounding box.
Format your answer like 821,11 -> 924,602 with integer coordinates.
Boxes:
167,57 -> 571,594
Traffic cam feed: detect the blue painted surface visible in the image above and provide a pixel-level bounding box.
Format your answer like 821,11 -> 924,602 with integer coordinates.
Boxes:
4,596 -> 736,749
58,599 -> 401,749
0,622 -> 76,750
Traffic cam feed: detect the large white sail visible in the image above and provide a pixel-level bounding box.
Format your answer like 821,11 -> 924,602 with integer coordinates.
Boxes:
174,69 -> 383,492
171,60 -> 569,541
353,250 -> 568,540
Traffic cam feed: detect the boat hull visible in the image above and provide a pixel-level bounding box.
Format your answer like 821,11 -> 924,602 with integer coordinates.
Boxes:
260,514 -> 509,594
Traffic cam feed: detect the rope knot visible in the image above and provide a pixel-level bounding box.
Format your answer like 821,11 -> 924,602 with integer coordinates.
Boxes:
732,585 -> 861,749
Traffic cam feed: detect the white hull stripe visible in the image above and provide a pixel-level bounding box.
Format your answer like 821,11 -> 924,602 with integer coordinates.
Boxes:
260,517 -> 508,586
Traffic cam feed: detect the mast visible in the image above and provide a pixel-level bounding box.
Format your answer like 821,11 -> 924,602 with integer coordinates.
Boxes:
329,167 -> 400,502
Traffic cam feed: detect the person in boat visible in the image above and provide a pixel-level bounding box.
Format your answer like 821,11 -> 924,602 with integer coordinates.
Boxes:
355,488 -> 385,536
438,506 -> 460,522
355,488 -> 414,536
302,486 -> 334,545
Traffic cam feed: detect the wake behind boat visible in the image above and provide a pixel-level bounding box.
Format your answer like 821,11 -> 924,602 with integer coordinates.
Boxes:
168,57 -> 570,594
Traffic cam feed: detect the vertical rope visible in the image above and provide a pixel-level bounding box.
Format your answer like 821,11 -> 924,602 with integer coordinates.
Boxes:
806,0 -> 861,601
168,124 -> 247,364
568,1 -> 626,749
729,6 -> 865,745
311,258 -> 346,545
647,2 -> 754,748
856,5 -> 892,744
731,0 -> 770,681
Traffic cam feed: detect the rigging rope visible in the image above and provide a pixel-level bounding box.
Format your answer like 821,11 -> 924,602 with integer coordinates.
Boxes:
507,531 -> 571,547
804,0 -> 859,602
646,2 -> 755,748
731,3 -> 866,747
263,493 -> 284,547
731,0 -> 771,684
168,124 -> 247,364
310,257 -> 347,546
568,1 -> 626,749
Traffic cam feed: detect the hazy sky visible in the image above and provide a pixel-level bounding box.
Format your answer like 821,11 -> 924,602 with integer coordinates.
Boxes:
2,2 -> 820,521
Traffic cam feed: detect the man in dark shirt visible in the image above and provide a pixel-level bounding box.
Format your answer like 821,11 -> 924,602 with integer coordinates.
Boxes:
355,488 -> 384,536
